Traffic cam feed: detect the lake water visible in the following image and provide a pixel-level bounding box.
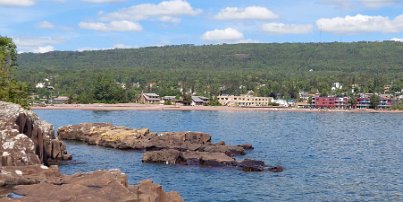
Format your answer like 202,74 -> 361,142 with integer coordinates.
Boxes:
34,110 -> 402,202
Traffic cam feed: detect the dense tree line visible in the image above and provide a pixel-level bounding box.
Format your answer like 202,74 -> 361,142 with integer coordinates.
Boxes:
0,37 -> 29,107
15,42 -> 403,103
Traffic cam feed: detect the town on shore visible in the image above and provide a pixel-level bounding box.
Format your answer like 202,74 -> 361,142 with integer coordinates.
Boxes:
33,82 -> 403,112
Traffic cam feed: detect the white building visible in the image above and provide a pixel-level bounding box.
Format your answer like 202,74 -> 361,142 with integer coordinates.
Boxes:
217,95 -> 272,107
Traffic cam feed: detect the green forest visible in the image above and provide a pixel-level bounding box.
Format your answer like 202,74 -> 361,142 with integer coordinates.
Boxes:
14,41 -> 403,104
0,37 -> 29,107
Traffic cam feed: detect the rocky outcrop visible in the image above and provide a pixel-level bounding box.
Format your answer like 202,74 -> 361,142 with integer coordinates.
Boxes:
142,150 -> 282,172
58,123 -> 282,172
0,166 -> 183,202
0,101 -> 71,166
58,124 -> 250,155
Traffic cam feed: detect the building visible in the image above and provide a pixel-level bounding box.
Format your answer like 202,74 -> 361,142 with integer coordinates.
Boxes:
355,97 -> 370,109
314,96 -> 336,108
378,96 -> 392,108
314,96 -> 349,109
53,96 -> 69,104
161,96 -> 177,105
217,95 -> 272,107
331,82 -> 343,91
191,96 -> 209,106
137,93 -> 160,104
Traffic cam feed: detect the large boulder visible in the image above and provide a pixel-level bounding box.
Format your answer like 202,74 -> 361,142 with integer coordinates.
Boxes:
0,101 -> 71,166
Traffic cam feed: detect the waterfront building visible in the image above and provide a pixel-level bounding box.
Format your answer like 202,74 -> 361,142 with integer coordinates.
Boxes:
137,93 -> 160,104
191,96 -> 209,106
217,95 -> 273,107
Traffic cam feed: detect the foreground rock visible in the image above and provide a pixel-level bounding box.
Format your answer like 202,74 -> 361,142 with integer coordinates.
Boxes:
0,166 -> 183,202
0,101 -> 71,166
58,123 -> 282,172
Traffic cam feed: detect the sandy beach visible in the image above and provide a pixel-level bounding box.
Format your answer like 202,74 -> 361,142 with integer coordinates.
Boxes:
31,103 -> 403,113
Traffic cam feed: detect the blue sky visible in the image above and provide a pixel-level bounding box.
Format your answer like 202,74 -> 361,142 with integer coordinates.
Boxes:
0,0 -> 402,53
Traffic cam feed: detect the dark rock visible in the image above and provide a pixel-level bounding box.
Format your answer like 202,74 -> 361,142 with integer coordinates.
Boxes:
268,166 -> 284,173
238,144 -> 254,150
238,159 -> 265,172
142,149 -> 182,165
142,149 -> 236,167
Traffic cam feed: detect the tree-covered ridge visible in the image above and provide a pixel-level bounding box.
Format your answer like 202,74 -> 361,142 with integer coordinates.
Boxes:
16,42 -> 403,104
18,42 -> 403,72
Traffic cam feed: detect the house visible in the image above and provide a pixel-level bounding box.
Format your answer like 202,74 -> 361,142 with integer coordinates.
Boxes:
314,96 -> 349,109
314,96 -> 337,108
355,97 -> 370,109
378,95 -> 392,108
53,96 -> 69,104
137,93 -> 160,104
273,99 -> 289,107
191,96 -> 209,106
331,82 -> 343,91
161,96 -> 177,105
217,95 -> 272,107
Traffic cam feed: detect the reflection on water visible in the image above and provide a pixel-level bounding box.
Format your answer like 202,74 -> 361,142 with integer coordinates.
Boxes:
35,110 -> 403,202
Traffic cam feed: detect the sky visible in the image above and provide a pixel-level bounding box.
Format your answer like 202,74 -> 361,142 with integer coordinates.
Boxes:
0,0 -> 402,53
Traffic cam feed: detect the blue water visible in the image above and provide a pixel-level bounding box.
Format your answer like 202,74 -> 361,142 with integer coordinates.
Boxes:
34,110 -> 403,201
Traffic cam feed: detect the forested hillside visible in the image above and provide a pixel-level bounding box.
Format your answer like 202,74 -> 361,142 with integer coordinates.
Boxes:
16,42 -> 403,103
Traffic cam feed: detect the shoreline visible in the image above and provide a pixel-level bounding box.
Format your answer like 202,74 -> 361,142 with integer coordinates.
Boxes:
31,103 -> 403,113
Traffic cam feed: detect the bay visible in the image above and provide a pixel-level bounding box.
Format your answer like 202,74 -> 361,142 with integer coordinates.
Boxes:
34,110 -> 403,202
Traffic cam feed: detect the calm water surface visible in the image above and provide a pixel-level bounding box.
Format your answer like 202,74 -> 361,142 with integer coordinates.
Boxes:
34,110 -> 403,202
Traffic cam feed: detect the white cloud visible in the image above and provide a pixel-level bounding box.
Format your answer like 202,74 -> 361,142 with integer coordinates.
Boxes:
113,43 -> 135,49
159,16 -> 180,23
317,14 -> 403,34
82,0 -> 124,3
262,23 -> 313,34
359,0 -> 395,8
102,0 -> 201,22
33,46 -> 54,53
79,20 -> 142,32
391,38 -> 403,42
13,37 -> 62,53
37,21 -> 54,29
202,28 -> 244,42
0,0 -> 35,7
215,6 -> 278,20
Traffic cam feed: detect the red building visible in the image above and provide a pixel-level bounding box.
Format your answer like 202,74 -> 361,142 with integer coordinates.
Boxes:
314,97 -> 336,108
314,96 -> 349,109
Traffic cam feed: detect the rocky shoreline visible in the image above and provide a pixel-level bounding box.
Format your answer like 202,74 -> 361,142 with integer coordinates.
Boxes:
58,123 -> 283,172
0,101 -> 183,201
